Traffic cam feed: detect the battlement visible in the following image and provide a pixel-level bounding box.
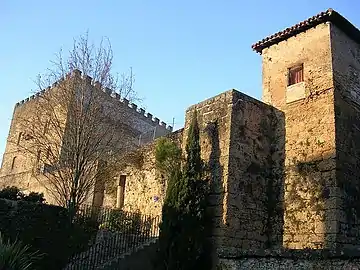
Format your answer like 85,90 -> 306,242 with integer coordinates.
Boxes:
14,69 -> 173,132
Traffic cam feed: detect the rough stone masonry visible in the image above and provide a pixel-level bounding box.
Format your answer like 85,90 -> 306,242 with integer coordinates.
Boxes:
2,7 -> 360,270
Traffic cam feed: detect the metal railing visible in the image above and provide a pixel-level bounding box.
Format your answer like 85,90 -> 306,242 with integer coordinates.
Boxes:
65,205 -> 160,270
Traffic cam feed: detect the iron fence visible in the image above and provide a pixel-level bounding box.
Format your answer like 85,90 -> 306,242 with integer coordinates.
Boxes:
65,205 -> 160,270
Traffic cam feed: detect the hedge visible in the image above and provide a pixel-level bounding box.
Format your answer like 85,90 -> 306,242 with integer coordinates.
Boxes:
0,199 -> 97,270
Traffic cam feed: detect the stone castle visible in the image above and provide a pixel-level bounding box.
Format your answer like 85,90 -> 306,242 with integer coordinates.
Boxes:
2,8 -> 360,265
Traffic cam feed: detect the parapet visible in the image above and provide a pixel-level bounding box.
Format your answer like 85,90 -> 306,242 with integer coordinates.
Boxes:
14,69 -> 173,132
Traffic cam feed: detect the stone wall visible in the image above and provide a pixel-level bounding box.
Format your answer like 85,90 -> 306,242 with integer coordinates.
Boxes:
226,91 -> 284,250
216,248 -> 360,269
0,72 -> 171,206
184,90 -> 284,255
0,99 -> 40,177
218,257 -> 360,270
262,22 -> 334,107
103,142 -> 164,217
184,90 -> 234,256
331,23 -> 360,248
261,22 -> 338,249
0,97 -> 58,204
103,130 -> 183,217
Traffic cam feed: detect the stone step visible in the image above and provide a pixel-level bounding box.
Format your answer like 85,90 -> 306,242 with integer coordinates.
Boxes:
97,238 -> 159,270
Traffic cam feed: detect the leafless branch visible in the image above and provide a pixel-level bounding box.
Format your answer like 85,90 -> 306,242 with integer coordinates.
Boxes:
13,33 -> 138,210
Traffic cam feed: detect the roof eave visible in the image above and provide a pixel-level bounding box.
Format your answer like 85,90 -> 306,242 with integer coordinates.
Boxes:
251,9 -> 360,54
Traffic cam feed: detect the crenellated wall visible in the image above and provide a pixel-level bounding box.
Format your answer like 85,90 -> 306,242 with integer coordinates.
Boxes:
4,10 -> 360,269
14,70 -> 173,133
0,69 -> 172,205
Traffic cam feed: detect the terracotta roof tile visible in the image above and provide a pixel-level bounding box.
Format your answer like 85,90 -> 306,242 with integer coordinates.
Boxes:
252,8 -> 360,53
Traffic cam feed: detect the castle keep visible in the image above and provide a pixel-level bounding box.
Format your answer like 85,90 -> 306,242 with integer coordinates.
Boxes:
0,72 -> 172,206
2,8 -> 360,267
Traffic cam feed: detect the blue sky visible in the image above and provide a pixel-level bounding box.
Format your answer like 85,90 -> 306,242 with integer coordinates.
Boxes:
1,0 -> 359,162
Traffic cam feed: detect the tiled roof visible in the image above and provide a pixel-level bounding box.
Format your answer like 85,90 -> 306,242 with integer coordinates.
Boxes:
252,8 -> 360,53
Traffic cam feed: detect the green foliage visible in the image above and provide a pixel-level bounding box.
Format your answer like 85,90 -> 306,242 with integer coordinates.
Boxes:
22,192 -> 46,204
155,137 -> 182,178
0,186 -> 24,200
0,233 -> 42,270
0,199 -> 96,270
0,186 -> 45,203
107,209 -> 141,233
184,112 -> 203,179
99,209 -> 153,237
70,215 -> 99,253
157,111 -> 211,270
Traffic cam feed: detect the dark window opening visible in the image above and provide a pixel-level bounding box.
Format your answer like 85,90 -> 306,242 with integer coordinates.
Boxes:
17,132 -> 22,145
117,175 -> 126,209
11,156 -> 16,170
288,64 -> 304,86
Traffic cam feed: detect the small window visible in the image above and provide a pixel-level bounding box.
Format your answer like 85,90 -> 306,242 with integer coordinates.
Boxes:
11,156 -> 16,170
288,64 -> 304,86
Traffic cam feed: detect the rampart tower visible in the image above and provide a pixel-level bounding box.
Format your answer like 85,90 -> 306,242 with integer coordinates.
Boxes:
253,8 -> 360,249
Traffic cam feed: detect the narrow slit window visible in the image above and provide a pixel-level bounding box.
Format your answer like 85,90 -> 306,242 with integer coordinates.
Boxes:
17,132 -> 22,145
116,175 -> 126,209
288,64 -> 304,86
11,156 -> 16,170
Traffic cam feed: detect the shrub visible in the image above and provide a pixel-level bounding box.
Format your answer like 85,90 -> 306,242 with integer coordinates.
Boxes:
70,215 -> 100,252
155,137 -> 182,178
0,186 -> 24,200
106,209 -> 142,234
0,233 -> 42,270
156,112 -> 211,270
0,199 -> 96,270
0,186 -> 45,203
22,192 -> 45,203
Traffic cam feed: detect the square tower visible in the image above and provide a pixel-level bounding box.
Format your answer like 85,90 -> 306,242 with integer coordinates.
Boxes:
253,9 -> 360,249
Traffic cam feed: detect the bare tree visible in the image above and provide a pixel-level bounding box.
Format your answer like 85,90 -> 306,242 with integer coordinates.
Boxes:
15,33 -> 137,213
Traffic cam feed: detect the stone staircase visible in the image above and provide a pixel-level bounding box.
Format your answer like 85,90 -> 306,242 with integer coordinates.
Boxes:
97,238 -> 159,270
64,231 -> 158,270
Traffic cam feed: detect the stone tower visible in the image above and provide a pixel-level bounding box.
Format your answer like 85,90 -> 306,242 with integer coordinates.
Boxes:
253,9 -> 360,249
0,70 -> 172,205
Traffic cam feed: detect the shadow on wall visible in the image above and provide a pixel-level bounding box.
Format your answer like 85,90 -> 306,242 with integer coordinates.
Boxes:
224,93 -> 286,252
334,89 -> 360,249
204,120 -> 224,260
203,91 -> 286,256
